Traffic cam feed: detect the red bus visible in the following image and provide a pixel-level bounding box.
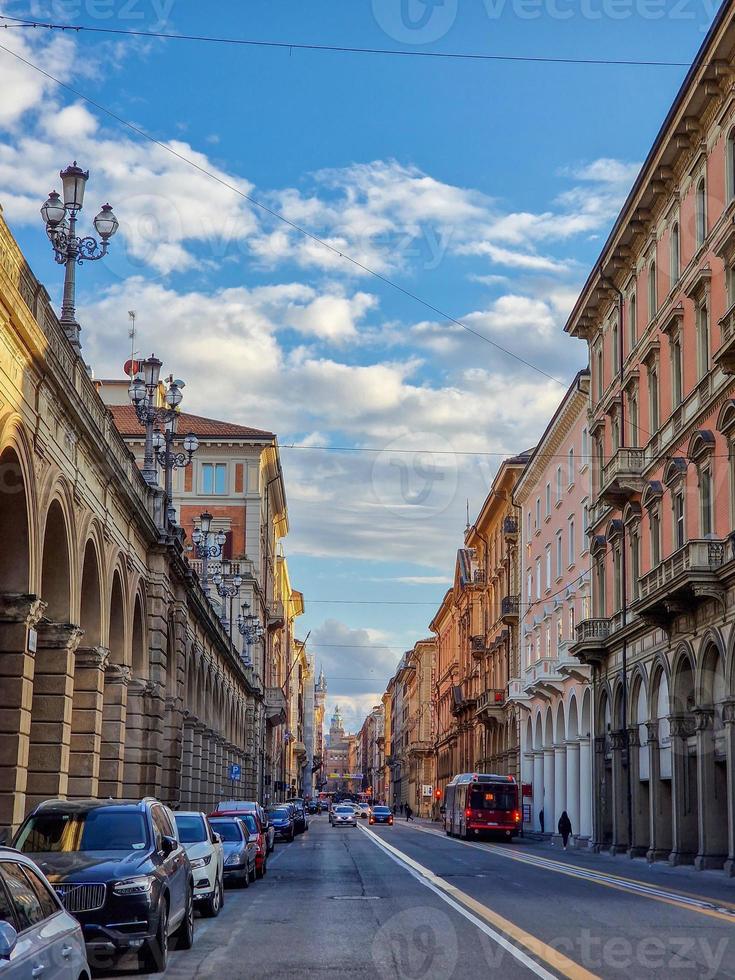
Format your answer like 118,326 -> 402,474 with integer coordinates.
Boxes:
443,772 -> 521,840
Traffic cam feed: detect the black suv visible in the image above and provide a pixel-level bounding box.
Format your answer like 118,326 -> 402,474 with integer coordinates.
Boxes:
13,797 -> 194,973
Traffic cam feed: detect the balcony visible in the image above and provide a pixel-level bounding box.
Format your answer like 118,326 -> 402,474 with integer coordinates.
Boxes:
556,641 -> 591,683
501,595 -> 519,624
570,618 -> 611,667
634,539 -> 727,627
523,657 -> 564,699
265,686 -> 287,725
470,635 -> 486,659
506,676 -> 531,707
600,447 -> 646,505
503,516 -> 518,541
475,688 -> 505,725
408,740 -> 433,755
715,303 -> 735,374
268,598 -> 285,630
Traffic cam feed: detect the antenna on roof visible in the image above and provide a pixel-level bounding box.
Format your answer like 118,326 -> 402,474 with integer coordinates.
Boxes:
465,498 -> 470,532
127,311 -> 138,378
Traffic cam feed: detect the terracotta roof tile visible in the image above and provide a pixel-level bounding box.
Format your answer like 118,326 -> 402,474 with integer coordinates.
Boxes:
109,404 -> 274,440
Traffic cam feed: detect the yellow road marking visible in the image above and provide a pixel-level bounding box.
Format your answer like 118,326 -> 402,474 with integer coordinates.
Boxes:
393,821 -> 735,924
361,825 -> 600,980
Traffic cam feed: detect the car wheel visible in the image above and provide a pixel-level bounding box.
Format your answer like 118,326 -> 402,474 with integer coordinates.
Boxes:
289,829 -> 295,841
202,877 -> 222,918
241,864 -> 250,888
140,899 -> 168,973
174,885 -> 194,950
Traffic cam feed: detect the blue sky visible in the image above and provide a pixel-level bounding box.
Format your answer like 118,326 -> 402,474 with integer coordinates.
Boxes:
0,0 -> 718,728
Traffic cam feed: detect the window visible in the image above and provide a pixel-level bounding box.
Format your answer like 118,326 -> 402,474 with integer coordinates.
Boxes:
535,498 -> 541,530
582,503 -> 588,540
628,392 -> 639,448
557,615 -> 563,644
697,302 -> 709,379
629,290 -> 637,350
568,517 -> 576,565
648,260 -> 657,320
545,483 -> 551,518
526,511 -> 531,541
22,866 -> 59,920
594,557 -> 606,616
630,531 -> 640,601
696,177 -> 706,247
611,415 -> 620,453
582,594 -> 591,620
556,466 -> 562,503
201,462 -> 227,495
596,348 -> 604,400
569,604 -> 576,638
545,546 -> 551,590
0,861 -> 47,930
728,129 -> 735,202
700,467 -> 713,537
545,626 -> 551,658
536,559 -> 541,600
650,509 -> 661,566
649,365 -> 659,431
612,319 -> 619,372
670,222 -> 680,283
555,531 -> 562,578
527,571 -> 532,602
613,547 -> 622,611
674,490 -> 685,549
672,336 -> 683,407
568,447 -> 574,486
581,427 -> 589,467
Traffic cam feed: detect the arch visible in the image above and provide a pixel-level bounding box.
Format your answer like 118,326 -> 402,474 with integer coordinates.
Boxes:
716,398 -> 735,437
628,665 -> 649,719
567,694 -> 579,740
79,539 -> 103,648
534,711 -> 544,751
580,688 -> 591,738
0,443 -> 31,593
663,457 -> 688,487
131,593 -> 146,677
543,707 -> 554,748
622,501 -> 642,526
642,481 -> 664,509
687,429 -> 715,463
671,642 -> 696,714
40,498 -> 71,621
554,699 -> 566,744
108,569 -> 126,665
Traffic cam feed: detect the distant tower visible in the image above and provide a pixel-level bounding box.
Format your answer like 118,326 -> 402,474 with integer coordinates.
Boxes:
314,667 -> 327,785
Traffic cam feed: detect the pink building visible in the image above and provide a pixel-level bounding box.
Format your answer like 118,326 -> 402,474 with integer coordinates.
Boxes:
513,371 -> 593,843
567,5 -> 735,873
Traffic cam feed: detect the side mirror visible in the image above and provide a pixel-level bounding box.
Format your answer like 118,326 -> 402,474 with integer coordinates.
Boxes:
161,835 -> 177,856
0,921 -> 18,960
212,832 -> 222,844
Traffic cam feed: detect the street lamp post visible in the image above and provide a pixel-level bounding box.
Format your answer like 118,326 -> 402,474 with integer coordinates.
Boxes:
191,511 -> 226,590
212,571 -> 243,643
237,603 -> 264,667
41,163 -> 119,353
128,355 -> 198,526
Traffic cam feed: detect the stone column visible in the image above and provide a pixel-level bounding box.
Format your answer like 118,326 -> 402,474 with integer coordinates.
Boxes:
163,695 -> 184,807
553,742 -> 567,836
592,735 -> 607,851
531,751 -> 544,832
723,702 -> 735,877
68,646 -> 109,798
0,595 -> 45,831
693,707 -> 727,870
610,730 -> 628,855
645,721 -> 666,862
542,747 -> 555,834
565,739 -> 580,842
627,726 -> 648,857
669,715 -> 697,866
98,663 -> 131,799
25,622 -> 82,810
191,722 -> 205,809
181,713 -> 195,808
578,736 -> 593,840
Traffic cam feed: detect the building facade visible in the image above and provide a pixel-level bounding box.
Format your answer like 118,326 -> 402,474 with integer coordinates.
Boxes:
405,638 -> 437,818
324,706 -> 352,793
514,371 -> 594,841
567,4 -> 735,873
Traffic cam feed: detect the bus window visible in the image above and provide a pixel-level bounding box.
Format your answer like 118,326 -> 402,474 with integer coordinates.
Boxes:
469,787 -> 516,811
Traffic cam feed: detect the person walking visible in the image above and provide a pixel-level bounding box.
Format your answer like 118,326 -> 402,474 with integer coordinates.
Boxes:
405,804 -> 414,821
558,811 -> 572,850
539,808 -> 544,834
392,803 -> 397,816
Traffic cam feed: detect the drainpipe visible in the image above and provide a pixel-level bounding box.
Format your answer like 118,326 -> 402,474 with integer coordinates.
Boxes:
600,270 -> 633,853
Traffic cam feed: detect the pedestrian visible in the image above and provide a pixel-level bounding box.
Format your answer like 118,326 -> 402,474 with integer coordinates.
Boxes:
392,803 -> 397,816
539,808 -> 544,834
405,804 -> 414,821
558,810 -> 572,850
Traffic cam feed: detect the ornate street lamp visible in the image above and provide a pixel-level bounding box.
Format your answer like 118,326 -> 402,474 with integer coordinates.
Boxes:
41,163 -> 119,352
128,355 -> 198,527
212,571 -> 243,642
191,511 -> 226,589
237,602 -> 264,667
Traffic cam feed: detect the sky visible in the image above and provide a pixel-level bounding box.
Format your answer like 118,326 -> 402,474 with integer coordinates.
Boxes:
0,0 -> 720,731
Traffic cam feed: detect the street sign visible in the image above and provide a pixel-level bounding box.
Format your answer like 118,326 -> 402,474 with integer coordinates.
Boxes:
228,763 -> 241,781
422,784 -> 432,798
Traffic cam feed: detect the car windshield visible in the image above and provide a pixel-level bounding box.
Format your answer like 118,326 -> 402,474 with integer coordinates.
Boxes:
174,814 -> 208,844
335,806 -> 353,814
240,814 -> 258,835
373,808 -> 391,814
16,810 -> 148,853
269,808 -> 289,819
210,820 -> 243,842
469,787 -> 517,811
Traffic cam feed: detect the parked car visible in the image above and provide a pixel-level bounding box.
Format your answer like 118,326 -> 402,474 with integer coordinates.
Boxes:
207,818 -> 257,889
330,805 -> 357,828
369,806 -> 394,826
306,801 -> 319,815
215,801 -> 275,853
174,812 -> 224,917
267,806 -> 295,842
210,809 -> 268,878
13,797 -> 194,974
291,800 -> 309,834
357,804 -> 371,820
0,847 -> 90,979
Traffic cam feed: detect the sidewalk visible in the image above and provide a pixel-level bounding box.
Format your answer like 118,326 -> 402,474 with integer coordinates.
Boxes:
392,816 -> 735,905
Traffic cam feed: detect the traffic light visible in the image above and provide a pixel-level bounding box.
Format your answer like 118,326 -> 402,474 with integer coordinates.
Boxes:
434,788 -> 442,800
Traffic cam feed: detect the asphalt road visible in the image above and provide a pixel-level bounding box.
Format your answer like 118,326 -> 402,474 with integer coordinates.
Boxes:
103,814 -> 735,979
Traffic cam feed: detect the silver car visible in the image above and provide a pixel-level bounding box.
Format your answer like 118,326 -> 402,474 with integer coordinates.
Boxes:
330,805 -> 357,828
0,847 -> 89,978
